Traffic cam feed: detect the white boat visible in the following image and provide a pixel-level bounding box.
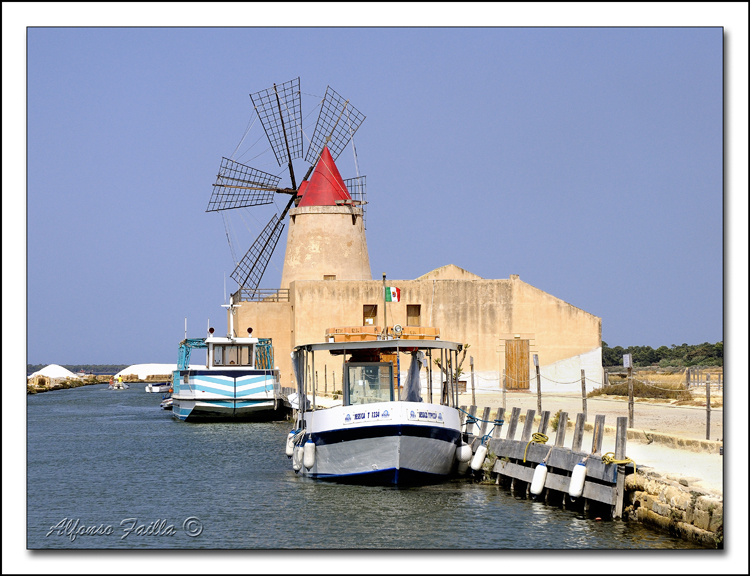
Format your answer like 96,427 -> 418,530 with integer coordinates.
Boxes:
109,381 -> 129,390
145,383 -> 172,393
287,331 -> 469,485
170,297 -> 290,422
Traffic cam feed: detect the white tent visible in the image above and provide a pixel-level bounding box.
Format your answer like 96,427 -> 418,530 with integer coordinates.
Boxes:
28,364 -> 79,379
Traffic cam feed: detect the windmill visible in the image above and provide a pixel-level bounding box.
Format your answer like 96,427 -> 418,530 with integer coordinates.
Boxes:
206,77 -> 367,292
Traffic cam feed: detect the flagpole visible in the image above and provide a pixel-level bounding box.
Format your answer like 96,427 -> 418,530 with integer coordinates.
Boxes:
382,272 -> 387,339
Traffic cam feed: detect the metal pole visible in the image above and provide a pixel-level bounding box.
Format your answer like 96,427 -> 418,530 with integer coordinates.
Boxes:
627,366 -> 634,428
428,350 -> 433,404
470,356 -> 476,406
382,272 -> 388,338
706,373 -> 711,440
324,364 -> 327,394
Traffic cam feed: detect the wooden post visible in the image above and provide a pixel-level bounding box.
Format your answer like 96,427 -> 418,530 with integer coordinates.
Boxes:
470,356 -> 476,407
591,414 -> 606,455
468,405 -> 478,437
613,416 -> 628,519
604,369 -> 609,387
581,369 -> 587,420
538,410 -> 550,435
459,405 -> 467,431
627,366 -> 634,429
479,407 -> 491,439
506,407 -> 521,441
324,365 -> 327,394
536,364 -> 542,416
333,371 -> 336,393
706,373 -> 711,440
571,413 -> 585,452
492,407 -> 505,439
554,412 -> 569,447
502,369 -> 507,410
521,409 -> 536,442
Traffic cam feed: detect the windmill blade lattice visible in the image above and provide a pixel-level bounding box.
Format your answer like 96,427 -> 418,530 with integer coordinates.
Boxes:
249,77 -> 303,167
230,213 -> 285,290
343,175 -> 367,229
206,157 -> 281,212
305,86 -> 366,164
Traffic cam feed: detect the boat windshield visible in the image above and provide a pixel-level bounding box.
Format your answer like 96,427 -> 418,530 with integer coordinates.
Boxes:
346,363 -> 393,405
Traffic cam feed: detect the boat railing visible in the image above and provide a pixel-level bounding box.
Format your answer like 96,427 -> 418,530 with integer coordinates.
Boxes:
233,288 -> 290,303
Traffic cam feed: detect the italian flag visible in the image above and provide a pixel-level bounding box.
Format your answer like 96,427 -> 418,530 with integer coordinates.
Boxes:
385,286 -> 401,302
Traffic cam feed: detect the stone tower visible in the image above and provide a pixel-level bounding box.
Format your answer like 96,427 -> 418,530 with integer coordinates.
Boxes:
279,146 -> 372,288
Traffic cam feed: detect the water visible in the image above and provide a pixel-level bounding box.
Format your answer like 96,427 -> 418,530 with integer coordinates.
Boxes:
27,384 -> 704,549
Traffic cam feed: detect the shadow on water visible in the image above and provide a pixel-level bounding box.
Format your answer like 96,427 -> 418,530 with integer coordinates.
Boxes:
28,385 -> 703,549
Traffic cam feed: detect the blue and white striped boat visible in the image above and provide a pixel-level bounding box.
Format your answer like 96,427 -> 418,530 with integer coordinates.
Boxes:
171,298 -> 289,422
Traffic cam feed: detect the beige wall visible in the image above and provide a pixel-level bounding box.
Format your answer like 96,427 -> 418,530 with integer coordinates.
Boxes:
280,205 -> 371,289
232,275 -> 601,390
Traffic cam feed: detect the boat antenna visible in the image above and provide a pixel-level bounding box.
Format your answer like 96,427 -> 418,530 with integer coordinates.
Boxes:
184,317 -> 187,340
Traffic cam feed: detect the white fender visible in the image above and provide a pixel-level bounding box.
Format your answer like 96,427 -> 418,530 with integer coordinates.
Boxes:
456,442 -> 472,463
569,461 -> 587,498
303,439 -> 316,470
292,445 -> 303,471
470,444 -> 488,471
530,463 -> 548,495
285,431 -> 295,457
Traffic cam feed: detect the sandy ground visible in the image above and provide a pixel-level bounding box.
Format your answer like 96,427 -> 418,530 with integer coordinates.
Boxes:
460,391 -> 724,496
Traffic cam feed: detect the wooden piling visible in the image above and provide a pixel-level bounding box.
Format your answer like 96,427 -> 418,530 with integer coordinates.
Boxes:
538,410 -> 550,435
571,413 -> 585,452
468,405 -> 478,437
506,407 -> 521,440
536,364 -> 542,416
520,409 -> 536,442
470,356 -> 476,406
613,416 -> 628,519
591,414 -> 606,455
581,369 -> 587,419
492,407 -> 505,439
554,412 -> 569,447
627,366 -> 634,428
479,406 -> 491,439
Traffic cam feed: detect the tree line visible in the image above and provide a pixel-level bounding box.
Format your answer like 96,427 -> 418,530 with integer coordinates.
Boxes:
602,341 -> 723,368
27,364 -> 130,376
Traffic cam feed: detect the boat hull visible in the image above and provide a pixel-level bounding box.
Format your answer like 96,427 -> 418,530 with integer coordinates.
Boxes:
171,369 -> 289,422
296,402 -> 462,485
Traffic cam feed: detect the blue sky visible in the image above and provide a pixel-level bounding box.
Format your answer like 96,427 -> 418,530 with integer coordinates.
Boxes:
8,11 -> 747,366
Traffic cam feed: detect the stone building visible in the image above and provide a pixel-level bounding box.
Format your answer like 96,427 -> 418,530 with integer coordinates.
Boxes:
228,148 -> 602,394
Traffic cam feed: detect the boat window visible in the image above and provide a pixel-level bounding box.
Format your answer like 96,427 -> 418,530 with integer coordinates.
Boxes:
214,346 -> 223,366
346,363 -> 393,405
226,346 -> 240,365
239,345 -> 253,366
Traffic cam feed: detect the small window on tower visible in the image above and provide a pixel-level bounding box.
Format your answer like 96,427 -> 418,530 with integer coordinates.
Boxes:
407,305 -> 421,327
363,305 -> 377,326
324,274 -> 336,280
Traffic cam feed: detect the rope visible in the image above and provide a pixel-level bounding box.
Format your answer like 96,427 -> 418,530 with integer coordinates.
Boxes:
456,406 -> 504,444
523,432 -> 549,462
602,451 -> 636,476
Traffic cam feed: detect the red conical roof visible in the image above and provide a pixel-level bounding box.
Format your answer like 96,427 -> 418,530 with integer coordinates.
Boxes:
297,146 -> 352,207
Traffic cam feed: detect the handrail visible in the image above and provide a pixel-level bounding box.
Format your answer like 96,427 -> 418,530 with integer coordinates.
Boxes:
233,288 -> 290,302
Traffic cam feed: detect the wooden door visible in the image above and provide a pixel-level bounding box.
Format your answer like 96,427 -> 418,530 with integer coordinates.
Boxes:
505,339 -> 530,390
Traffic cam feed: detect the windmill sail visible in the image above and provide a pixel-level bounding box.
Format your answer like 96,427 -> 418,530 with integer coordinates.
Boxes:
206,157 -> 281,212
250,77 -> 303,167
305,86 -> 366,164
230,213 -> 285,290
343,175 -> 367,229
